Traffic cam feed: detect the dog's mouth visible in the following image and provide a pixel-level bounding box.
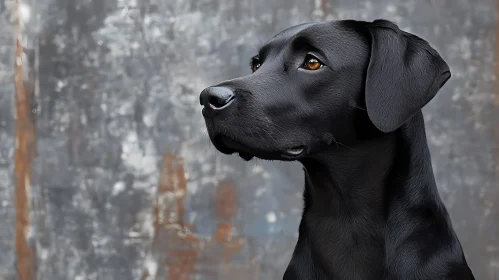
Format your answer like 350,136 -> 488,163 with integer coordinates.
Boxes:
212,134 -> 305,161
213,135 -> 254,160
283,146 -> 305,157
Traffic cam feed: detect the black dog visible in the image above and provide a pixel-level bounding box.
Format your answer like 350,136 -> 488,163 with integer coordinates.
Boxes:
199,19 -> 475,280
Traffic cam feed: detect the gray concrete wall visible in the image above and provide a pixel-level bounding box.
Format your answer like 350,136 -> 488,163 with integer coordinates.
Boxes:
0,0 -> 497,279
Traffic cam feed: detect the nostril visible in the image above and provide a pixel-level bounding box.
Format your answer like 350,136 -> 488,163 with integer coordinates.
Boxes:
201,86 -> 235,110
209,94 -> 234,108
209,96 -> 222,108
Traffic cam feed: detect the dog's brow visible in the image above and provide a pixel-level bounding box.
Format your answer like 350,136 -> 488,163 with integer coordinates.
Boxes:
290,35 -> 326,58
257,35 -> 324,61
258,44 -> 272,60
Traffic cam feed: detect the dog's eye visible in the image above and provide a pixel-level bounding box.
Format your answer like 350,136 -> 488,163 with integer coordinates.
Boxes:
303,55 -> 323,71
251,57 -> 261,73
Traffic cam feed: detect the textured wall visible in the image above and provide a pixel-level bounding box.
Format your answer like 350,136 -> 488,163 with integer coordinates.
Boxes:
0,0 -> 498,279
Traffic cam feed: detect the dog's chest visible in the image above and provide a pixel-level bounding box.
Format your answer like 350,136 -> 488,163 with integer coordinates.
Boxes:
297,213 -> 386,279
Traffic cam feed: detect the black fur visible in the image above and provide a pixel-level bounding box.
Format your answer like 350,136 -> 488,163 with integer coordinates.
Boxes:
199,19 -> 474,280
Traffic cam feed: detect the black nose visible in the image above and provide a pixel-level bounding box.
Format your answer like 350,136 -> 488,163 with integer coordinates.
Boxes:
199,86 -> 235,110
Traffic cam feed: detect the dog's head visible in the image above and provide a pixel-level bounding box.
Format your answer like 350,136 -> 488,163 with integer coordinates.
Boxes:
200,20 -> 450,161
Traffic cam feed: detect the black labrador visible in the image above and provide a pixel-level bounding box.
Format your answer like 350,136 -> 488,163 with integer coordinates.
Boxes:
199,19 -> 475,280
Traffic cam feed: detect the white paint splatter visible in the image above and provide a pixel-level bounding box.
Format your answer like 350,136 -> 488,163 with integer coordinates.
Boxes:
121,132 -> 157,175
459,37 -> 472,60
386,5 -> 397,13
152,27 -> 162,38
266,212 -> 277,223
25,225 -> 35,240
131,41 -> 140,49
143,110 -> 156,127
19,3 -> 31,23
141,212 -> 154,239
255,188 -> 267,197
38,246 -> 49,260
252,165 -> 264,174
56,79 -> 67,92
112,181 -> 126,195
128,231 -> 141,238
144,255 -> 158,279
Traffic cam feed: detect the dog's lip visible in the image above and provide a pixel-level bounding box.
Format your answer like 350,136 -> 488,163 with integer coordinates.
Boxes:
238,151 -> 254,161
211,134 -> 305,161
282,146 -> 305,157
202,107 -> 209,118
212,135 -> 237,155
212,135 -> 255,161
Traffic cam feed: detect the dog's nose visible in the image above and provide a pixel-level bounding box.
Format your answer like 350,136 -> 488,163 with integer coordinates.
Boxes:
199,86 -> 235,111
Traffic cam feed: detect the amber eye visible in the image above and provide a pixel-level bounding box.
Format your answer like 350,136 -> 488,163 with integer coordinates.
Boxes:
303,55 -> 323,70
251,58 -> 261,72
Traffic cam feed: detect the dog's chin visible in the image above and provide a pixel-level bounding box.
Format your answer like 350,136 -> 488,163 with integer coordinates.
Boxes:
211,134 -> 305,162
211,135 -> 255,161
238,152 -> 255,161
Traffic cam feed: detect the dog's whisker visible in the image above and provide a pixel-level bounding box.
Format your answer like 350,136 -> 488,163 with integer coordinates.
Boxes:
328,132 -> 358,152
330,132 -> 340,148
263,120 -> 289,142
338,142 -> 358,152
260,127 -> 281,147
235,111 -> 264,142
248,115 -> 290,143
351,105 -> 367,111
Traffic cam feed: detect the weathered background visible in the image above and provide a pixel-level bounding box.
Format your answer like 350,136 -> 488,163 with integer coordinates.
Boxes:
0,0 -> 498,279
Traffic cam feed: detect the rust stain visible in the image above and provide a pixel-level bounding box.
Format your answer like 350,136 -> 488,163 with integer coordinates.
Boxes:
215,224 -> 244,265
153,152 -> 188,235
165,245 -> 200,280
214,181 -> 244,269
148,151 -> 201,280
14,1 -> 37,280
144,153 -> 247,279
320,0 -> 326,15
215,180 -> 237,221
314,0 -> 327,20
139,270 -> 149,280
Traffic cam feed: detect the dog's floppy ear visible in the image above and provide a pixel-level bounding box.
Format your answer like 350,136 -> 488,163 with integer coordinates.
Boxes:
364,20 -> 451,133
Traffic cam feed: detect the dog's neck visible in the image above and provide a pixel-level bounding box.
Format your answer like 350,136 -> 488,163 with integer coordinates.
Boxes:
293,112 -> 452,277
299,112 -> 440,217
300,133 -> 395,216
